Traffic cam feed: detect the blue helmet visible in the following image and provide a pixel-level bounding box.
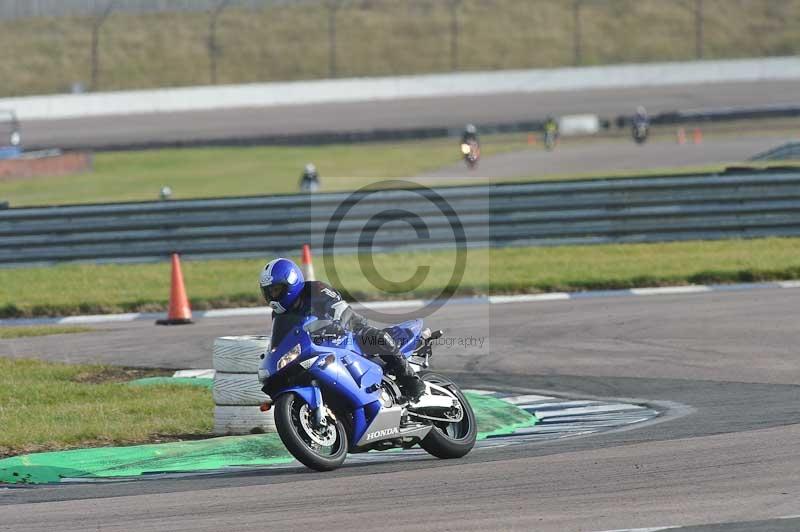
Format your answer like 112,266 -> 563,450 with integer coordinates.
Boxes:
259,258 -> 305,314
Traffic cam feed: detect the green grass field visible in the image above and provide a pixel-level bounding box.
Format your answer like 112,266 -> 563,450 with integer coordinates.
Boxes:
0,136 -> 534,207
1,238 -> 798,319
3,131 -> 793,208
1,0 -> 799,97
0,358 -> 211,457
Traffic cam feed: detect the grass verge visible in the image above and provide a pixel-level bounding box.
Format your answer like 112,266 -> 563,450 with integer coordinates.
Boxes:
0,359 -> 210,458
0,326 -> 94,339
0,135 -> 528,207
1,237 -> 798,319
0,360 -> 531,461
2,130 -> 795,207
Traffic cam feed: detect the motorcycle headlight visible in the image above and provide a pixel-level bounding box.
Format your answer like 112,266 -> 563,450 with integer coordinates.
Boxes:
277,344 -> 302,371
460,143 -> 471,154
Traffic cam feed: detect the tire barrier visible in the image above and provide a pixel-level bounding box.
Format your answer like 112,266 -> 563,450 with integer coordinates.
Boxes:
212,373 -> 267,406
212,335 -> 272,435
213,405 -> 276,436
212,335 -> 270,374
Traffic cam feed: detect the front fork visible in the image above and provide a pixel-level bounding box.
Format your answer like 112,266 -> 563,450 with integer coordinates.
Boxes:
279,382 -> 326,428
310,381 -> 325,428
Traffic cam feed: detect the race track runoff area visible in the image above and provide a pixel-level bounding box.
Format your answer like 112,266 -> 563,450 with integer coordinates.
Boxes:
0,387 -> 657,485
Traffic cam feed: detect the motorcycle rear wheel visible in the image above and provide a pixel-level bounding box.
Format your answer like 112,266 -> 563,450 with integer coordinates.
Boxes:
274,392 -> 348,472
417,372 -> 477,459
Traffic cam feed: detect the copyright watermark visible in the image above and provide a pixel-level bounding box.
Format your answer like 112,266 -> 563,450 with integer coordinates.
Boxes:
322,180 -> 468,322
430,335 -> 487,350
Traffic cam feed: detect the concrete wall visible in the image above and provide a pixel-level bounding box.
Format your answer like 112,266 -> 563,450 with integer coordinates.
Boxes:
3,56 -> 800,122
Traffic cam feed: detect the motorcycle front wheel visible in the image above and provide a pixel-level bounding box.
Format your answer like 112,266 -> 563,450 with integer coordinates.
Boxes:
274,392 -> 348,472
417,372 -> 477,459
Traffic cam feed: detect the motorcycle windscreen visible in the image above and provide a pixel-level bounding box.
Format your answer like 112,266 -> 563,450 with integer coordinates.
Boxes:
271,313 -> 302,347
384,319 -> 423,354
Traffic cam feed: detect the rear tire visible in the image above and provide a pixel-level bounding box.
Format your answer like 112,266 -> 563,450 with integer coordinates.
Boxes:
417,372 -> 477,459
274,393 -> 348,472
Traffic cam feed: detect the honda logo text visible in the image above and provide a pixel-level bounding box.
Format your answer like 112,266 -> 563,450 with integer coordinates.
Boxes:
366,427 -> 399,441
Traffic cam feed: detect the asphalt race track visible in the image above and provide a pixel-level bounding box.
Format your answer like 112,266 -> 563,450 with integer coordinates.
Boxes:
2,287 -> 800,531
418,135 -> 789,181
20,79 -> 800,150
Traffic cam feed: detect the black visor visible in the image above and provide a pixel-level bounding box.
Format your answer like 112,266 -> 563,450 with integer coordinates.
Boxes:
261,283 -> 288,303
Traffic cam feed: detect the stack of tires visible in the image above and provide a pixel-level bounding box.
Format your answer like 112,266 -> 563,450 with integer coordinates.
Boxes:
212,335 -> 274,435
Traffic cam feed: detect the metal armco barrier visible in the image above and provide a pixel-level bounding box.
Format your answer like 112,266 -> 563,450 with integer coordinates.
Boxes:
2,169 -> 800,266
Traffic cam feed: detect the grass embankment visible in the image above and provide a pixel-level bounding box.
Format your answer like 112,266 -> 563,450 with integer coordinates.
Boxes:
2,0 -> 799,97
0,136 -> 530,207
1,238 -> 798,319
0,358 -> 211,457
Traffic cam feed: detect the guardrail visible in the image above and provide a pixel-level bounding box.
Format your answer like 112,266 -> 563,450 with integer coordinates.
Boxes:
2,169 -> 800,266
750,142 -> 800,161
616,104 -> 800,129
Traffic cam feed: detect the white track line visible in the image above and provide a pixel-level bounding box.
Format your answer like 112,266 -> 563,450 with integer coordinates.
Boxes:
594,527 -> 677,532
2,280 -> 797,327
501,394 -> 557,405
200,308 -> 268,318
488,293 -> 570,304
629,285 -> 711,296
173,369 -> 216,378
535,404 -> 645,419
352,300 -> 427,309
58,313 -> 147,324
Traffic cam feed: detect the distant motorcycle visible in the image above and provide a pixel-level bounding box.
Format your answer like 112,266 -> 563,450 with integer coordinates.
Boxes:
632,121 -> 649,144
461,140 -> 480,169
543,130 -> 557,151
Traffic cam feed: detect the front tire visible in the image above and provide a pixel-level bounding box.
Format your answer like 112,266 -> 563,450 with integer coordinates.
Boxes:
418,372 -> 477,459
274,392 -> 348,472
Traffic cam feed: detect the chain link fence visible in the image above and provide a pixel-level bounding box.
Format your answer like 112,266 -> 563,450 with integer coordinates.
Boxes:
0,0 -> 798,97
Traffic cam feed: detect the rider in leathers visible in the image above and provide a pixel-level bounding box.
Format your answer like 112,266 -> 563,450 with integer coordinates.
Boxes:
461,123 -> 479,146
260,258 -> 426,401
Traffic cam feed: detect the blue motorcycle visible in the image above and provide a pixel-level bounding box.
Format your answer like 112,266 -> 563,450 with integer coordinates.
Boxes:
258,316 -> 477,471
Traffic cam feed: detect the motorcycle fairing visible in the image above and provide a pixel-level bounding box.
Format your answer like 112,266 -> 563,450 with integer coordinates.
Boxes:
263,316 -> 429,447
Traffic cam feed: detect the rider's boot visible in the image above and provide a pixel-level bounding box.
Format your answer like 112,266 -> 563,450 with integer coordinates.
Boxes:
391,356 -> 426,402
358,325 -> 426,402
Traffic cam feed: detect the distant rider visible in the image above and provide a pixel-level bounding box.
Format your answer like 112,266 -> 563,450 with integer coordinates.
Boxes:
259,258 -> 426,401
543,116 -> 559,137
461,123 -> 479,146
633,106 -> 649,127
299,163 -> 320,192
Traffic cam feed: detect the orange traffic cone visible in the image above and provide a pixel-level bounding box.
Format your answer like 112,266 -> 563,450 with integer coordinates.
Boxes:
676,128 -> 687,145
527,133 -> 537,146
692,128 -> 703,145
156,253 -> 193,325
301,244 -> 316,281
